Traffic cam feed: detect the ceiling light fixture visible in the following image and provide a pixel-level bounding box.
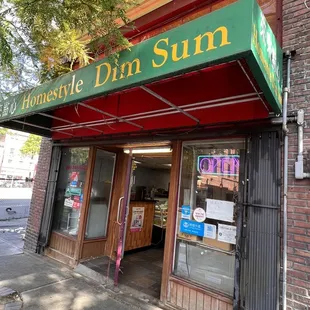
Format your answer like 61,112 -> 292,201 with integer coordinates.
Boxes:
124,147 -> 172,154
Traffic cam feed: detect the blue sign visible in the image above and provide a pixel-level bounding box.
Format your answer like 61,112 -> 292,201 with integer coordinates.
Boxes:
180,220 -> 204,237
70,180 -> 78,187
181,205 -> 191,220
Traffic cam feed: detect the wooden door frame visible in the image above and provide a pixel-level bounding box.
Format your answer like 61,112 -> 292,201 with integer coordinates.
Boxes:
160,140 -> 182,302
75,146 -> 124,262
74,146 -> 97,262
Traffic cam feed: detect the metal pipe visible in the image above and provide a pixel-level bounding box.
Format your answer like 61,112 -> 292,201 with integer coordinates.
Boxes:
78,102 -> 143,129
237,60 -> 269,111
140,85 -> 200,124
52,95 -> 259,131
282,50 -> 291,310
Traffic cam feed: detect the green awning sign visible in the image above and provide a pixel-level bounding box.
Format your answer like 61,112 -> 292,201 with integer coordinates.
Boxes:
0,0 -> 283,124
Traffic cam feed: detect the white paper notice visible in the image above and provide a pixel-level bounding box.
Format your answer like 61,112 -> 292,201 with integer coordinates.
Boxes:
204,223 -> 216,239
206,199 -> 234,222
218,224 -> 237,244
64,198 -> 73,208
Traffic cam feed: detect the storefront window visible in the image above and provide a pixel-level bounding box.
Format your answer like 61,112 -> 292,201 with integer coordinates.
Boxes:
173,140 -> 245,296
85,149 -> 116,239
52,147 -> 89,237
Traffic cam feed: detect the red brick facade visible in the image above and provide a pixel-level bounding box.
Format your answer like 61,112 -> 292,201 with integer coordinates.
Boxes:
24,138 -> 53,252
283,1 -> 310,309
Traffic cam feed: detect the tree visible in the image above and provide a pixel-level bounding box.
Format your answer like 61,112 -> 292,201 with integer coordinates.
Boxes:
20,134 -> 42,157
0,0 -> 136,90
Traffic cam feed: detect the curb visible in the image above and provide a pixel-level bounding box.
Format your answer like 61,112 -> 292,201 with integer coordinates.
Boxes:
0,287 -> 22,310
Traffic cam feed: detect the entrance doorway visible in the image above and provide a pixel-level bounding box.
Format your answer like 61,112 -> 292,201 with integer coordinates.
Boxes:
80,146 -> 172,300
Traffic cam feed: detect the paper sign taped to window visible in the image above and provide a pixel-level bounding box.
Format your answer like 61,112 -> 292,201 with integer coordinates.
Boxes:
181,205 -> 191,220
204,223 -> 216,239
206,199 -> 234,222
64,198 -> 73,208
218,224 -> 236,244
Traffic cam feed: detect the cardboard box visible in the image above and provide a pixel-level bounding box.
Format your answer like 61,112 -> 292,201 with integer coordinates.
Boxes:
203,236 -> 233,252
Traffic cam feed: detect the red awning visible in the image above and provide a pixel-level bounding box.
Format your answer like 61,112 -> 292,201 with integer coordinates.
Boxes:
51,60 -> 269,140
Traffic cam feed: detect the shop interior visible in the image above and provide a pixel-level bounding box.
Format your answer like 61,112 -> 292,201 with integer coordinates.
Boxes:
83,148 -> 172,299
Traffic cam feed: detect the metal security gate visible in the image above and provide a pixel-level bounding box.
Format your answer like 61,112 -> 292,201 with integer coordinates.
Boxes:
37,146 -> 61,253
240,132 -> 281,310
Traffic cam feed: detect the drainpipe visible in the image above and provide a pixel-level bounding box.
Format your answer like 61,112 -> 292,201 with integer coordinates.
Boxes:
295,109 -> 310,179
282,50 -> 291,310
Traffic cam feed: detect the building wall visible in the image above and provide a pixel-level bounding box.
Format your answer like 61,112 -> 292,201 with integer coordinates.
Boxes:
24,138 -> 53,252
283,1 -> 310,309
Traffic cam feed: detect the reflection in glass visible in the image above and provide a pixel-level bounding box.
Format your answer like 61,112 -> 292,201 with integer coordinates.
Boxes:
85,149 -> 116,239
52,147 -> 89,237
173,141 -> 245,295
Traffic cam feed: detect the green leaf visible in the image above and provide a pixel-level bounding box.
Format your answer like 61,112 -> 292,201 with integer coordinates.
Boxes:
20,134 -> 42,156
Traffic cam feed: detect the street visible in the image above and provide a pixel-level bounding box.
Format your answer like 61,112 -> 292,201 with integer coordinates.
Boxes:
0,199 -> 30,219
0,188 -> 31,220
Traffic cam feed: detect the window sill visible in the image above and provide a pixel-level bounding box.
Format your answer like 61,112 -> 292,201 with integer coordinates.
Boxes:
83,237 -> 107,243
169,275 -> 233,305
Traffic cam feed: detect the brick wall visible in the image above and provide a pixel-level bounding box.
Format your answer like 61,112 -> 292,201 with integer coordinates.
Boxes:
24,138 -> 53,252
283,1 -> 310,309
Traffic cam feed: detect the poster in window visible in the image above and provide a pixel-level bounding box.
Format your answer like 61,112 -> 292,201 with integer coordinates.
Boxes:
130,207 -> 145,232
218,224 -> 237,244
64,198 -> 73,208
206,199 -> 234,222
70,172 -> 79,187
181,205 -> 191,220
204,223 -> 216,239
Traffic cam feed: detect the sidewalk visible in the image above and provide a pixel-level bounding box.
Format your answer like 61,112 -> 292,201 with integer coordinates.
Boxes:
0,252 -> 164,310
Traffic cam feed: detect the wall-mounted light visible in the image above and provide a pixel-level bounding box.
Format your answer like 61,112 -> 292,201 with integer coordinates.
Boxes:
124,147 -> 172,154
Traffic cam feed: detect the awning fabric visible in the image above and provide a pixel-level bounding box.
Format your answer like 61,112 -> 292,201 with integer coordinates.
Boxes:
0,0 -> 283,139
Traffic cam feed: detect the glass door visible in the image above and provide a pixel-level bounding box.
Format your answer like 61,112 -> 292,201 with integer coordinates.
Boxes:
84,149 -> 116,239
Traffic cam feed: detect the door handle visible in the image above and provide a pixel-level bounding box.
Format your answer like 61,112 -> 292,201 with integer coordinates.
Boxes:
116,197 -> 124,225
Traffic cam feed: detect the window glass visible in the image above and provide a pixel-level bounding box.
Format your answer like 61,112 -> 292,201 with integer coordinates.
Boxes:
85,149 -> 116,239
173,140 -> 244,296
52,147 -> 89,237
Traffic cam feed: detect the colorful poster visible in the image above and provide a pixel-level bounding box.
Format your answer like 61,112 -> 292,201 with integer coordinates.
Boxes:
206,199 -> 234,223
73,201 -> 81,210
130,207 -> 145,232
179,219 -> 204,237
204,223 -> 216,239
218,224 -> 237,244
181,205 -> 191,220
65,186 -> 82,196
70,172 -> 79,187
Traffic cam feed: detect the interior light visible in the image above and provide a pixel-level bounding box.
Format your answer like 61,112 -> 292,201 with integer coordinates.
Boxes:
124,147 -> 172,154
133,160 -> 142,164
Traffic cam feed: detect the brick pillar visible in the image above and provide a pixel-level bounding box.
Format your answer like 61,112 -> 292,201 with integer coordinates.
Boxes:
24,138 -> 53,252
283,1 -> 310,309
